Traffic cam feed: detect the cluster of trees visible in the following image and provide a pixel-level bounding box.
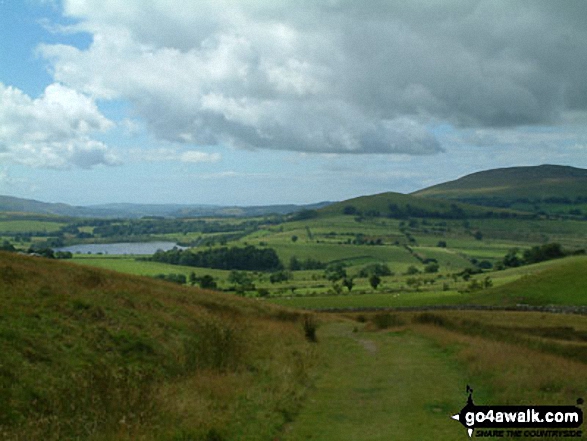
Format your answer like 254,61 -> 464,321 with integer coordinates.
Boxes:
460,196 -> 587,208
289,210 -> 319,221
153,273 -> 187,284
0,241 -> 73,259
153,272 -> 218,289
149,245 -> 284,271
324,262 -> 386,292
343,203 -> 533,221
0,241 -> 15,252
358,263 -> 393,278
269,270 -> 292,283
498,243 -> 567,269
288,256 -> 326,271
92,218 -> 255,237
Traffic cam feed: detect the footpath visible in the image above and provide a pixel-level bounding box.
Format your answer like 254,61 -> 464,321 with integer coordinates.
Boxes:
281,321 -> 470,441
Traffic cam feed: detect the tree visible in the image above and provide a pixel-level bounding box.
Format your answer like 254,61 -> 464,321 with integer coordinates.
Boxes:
523,243 -> 565,264
324,263 -> 347,282
291,235 -> 298,243
228,270 -> 255,294
199,275 -> 217,290
358,263 -> 392,278
0,241 -> 15,252
342,277 -> 354,292
257,288 -> 270,298
189,271 -> 197,286
55,251 -> 73,259
406,277 -> 422,291
369,274 -> 381,290
343,205 -> 358,215
405,265 -> 420,275
502,248 -> 522,268
424,262 -> 439,273
270,271 -> 291,284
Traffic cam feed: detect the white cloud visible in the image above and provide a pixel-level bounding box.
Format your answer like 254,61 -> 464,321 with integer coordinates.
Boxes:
180,151 -> 221,163
36,0 -> 447,155
128,146 -> 221,164
34,1 -> 587,157
0,82 -> 118,169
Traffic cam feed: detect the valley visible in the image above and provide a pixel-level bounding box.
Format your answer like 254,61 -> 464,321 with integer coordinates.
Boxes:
1,164 -> 586,440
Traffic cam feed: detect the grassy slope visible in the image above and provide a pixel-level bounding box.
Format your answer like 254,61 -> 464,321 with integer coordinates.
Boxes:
284,312 -> 587,440
283,322 -> 468,441
0,251 -> 316,440
269,256 -> 587,310
319,191 -> 520,218
413,164 -> 587,201
468,255 -> 587,306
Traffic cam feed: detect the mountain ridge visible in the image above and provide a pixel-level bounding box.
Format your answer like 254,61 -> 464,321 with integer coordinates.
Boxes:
0,195 -> 332,218
412,164 -> 587,201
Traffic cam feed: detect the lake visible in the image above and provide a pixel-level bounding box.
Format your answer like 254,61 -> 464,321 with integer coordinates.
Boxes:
56,241 -> 186,255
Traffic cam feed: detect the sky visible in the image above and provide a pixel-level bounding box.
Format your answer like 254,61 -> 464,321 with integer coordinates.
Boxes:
1,0 -> 587,206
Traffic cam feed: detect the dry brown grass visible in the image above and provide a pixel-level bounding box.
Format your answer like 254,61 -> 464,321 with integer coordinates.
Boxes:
0,252 -> 318,440
413,323 -> 587,405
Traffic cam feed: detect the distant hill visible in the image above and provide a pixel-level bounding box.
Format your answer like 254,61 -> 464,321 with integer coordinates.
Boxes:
412,165 -> 587,212
0,195 -> 332,218
318,191 -> 524,219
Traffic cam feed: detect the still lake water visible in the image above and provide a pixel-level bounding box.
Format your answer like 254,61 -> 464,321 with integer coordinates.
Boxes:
56,242 -> 185,255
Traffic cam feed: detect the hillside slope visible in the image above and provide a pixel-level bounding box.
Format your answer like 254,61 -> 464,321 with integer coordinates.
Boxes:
468,255 -> 587,306
413,164 -> 587,204
318,191 -> 525,219
0,195 -> 332,218
0,252 -> 315,440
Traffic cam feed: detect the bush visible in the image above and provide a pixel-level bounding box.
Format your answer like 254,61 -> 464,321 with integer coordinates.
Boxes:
369,274 -> 381,290
372,313 -> 404,329
523,243 -> 565,264
257,288 -> 270,298
405,265 -> 420,275
154,273 -> 187,285
412,313 -> 447,327
303,316 -> 318,343
199,274 -> 217,290
358,263 -> 393,278
424,262 -> 439,273
270,270 -> 292,284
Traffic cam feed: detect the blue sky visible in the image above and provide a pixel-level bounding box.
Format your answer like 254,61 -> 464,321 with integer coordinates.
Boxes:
1,1 -> 587,206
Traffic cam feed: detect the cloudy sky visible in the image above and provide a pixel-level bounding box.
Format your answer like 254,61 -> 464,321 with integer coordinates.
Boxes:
1,0 -> 587,206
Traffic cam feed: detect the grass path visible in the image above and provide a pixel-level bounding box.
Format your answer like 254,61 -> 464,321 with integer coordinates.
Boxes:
281,321 -> 470,440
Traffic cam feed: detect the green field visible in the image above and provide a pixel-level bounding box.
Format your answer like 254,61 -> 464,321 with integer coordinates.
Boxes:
2,180 -> 587,440
0,219 -> 66,233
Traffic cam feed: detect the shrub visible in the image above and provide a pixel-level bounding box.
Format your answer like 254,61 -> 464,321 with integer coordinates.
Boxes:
369,274 -> 381,290
424,262 -> 439,273
358,263 -> 393,278
405,265 -> 420,275
372,313 -> 404,329
412,313 -> 447,327
303,316 -> 318,343
257,288 -> 270,298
